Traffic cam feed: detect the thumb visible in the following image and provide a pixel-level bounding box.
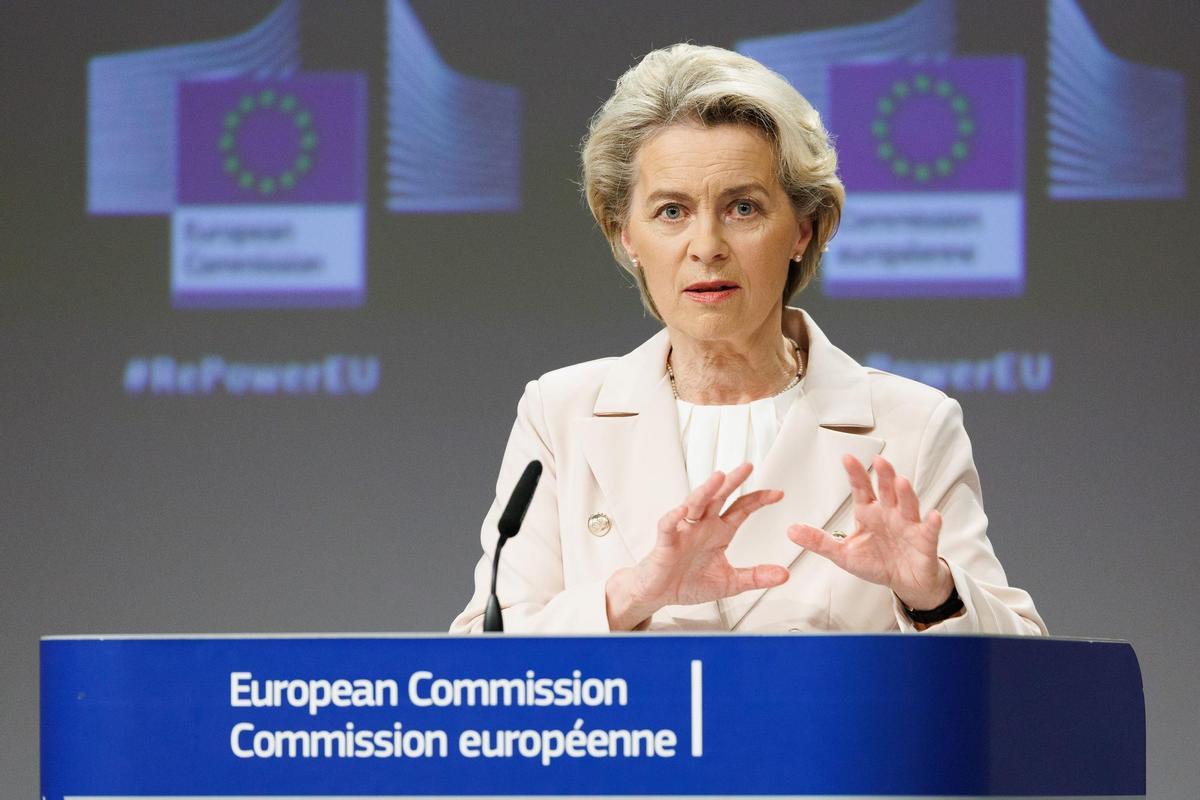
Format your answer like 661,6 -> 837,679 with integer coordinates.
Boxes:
732,564 -> 789,594
788,524 -> 843,560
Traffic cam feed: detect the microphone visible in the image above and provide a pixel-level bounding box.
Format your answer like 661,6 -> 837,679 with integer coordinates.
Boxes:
484,460 -> 542,632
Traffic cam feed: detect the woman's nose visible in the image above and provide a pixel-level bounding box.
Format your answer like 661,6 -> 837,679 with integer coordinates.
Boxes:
687,214 -> 729,264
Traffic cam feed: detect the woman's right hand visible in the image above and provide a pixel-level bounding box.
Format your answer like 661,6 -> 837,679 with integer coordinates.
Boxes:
604,463 -> 789,630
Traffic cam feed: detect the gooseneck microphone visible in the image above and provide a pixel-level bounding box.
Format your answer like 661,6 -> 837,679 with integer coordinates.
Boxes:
484,460 -> 543,632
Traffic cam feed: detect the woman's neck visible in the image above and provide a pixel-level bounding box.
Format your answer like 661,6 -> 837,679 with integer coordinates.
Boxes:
667,318 -> 798,405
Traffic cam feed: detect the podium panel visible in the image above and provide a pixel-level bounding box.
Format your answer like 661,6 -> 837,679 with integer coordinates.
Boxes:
41,634 -> 1144,798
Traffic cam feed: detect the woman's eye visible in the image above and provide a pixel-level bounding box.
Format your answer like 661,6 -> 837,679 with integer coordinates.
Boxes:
732,201 -> 756,217
659,204 -> 684,220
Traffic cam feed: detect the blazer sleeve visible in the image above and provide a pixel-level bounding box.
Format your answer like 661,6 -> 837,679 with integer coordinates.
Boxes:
891,396 -> 1048,635
449,379 -> 612,633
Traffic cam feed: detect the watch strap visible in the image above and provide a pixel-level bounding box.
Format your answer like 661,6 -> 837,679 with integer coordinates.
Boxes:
903,584 -> 964,625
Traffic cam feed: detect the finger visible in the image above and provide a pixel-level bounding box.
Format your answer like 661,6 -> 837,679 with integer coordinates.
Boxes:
684,471 -> 725,521
657,504 -> 688,543
721,488 -> 783,528
874,456 -> 898,508
841,454 -> 876,506
787,523 -> 848,567
707,462 -> 754,516
731,564 -> 789,594
924,509 -> 943,540
895,475 -> 921,522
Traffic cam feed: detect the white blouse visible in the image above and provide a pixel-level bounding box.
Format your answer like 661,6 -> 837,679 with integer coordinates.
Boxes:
675,380 -> 804,501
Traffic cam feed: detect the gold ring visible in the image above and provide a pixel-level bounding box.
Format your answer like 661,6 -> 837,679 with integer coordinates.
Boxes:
683,516 -> 701,524
831,530 -> 848,540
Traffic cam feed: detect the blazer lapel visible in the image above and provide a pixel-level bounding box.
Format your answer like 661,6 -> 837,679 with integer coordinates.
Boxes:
721,309 -> 884,630
580,329 -> 690,564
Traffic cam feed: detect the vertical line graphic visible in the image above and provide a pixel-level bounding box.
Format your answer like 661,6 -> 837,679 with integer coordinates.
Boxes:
690,659 -> 703,757
1046,0 -> 1186,199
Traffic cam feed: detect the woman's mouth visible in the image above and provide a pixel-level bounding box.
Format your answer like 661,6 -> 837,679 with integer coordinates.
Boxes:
683,281 -> 740,303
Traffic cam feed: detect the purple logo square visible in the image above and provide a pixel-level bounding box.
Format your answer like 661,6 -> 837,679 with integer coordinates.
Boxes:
177,74 -> 365,205
830,57 -> 1024,193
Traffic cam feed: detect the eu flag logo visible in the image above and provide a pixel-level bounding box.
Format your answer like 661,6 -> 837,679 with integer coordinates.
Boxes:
822,57 -> 1026,298
172,73 -> 366,308
178,75 -> 365,205
831,58 -> 1023,193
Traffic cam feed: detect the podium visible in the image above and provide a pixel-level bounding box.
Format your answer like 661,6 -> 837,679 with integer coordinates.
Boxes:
41,634 -> 1144,798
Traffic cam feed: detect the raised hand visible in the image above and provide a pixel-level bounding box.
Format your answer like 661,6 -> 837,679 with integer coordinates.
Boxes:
605,463 -> 789,630
787,455 -> 954,612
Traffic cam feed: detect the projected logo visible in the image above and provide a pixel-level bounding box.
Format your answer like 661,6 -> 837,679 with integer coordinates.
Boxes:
824,58 -> 1025,297
740,0 -> 1185,298
86,0 -> 368,310
173,75 -> 366,308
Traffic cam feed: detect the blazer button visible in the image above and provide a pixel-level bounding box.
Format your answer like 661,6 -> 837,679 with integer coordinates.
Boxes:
587,513 -> 612,537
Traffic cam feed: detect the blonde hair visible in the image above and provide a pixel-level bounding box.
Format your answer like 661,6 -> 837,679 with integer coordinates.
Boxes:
581,43 -> 844,319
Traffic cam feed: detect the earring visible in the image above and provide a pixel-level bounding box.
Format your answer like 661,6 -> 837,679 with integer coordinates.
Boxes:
631,257 -> 641,269
791,254 -> 802,263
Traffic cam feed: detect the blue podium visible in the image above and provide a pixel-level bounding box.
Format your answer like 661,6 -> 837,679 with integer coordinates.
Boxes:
41,634 -> 1144,798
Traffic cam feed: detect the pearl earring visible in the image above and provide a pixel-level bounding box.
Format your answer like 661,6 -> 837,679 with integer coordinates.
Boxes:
791,254 -> 802,263
631,257 -> 640,269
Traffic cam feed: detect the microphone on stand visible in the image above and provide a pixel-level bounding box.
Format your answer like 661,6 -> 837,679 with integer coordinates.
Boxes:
484,460 -> 543,632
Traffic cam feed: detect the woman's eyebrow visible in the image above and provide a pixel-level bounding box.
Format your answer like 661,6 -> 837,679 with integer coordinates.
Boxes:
643,182 -> 771,207
643,189 -> 692,206
718,182 -> 771,199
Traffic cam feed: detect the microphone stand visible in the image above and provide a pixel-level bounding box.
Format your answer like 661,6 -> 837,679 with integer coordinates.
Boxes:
484,541 -> 508,632
483,460 -> 542,632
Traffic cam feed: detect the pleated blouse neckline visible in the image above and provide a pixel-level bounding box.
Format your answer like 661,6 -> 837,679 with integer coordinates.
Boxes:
674,380 -> 803,496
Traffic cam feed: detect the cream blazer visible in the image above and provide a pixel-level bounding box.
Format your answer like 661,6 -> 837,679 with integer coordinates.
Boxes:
451,309 -> 1046,635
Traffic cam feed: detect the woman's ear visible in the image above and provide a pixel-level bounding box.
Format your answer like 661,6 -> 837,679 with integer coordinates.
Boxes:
620,228 -> 636,263
794,216 -> 814,258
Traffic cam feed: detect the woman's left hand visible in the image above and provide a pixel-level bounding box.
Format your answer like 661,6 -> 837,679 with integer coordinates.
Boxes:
787,454 -> 954,611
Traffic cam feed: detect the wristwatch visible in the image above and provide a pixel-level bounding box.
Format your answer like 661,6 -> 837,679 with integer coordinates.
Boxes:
903,584 -> 964,625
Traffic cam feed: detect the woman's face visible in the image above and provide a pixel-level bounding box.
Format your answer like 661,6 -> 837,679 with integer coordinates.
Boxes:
621,123 -> 811,349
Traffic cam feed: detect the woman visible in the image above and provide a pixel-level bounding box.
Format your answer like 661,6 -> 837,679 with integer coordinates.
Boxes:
451,44 -> 1045,635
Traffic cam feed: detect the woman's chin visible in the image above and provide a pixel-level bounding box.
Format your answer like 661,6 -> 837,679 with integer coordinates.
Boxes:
663,297 -> 786,345
666,310 -> 746,342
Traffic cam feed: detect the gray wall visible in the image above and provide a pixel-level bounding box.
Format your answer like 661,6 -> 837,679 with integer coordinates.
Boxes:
3,1 -> 1198,797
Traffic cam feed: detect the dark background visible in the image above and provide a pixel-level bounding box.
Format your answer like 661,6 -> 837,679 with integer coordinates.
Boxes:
3,1 -> 1198,796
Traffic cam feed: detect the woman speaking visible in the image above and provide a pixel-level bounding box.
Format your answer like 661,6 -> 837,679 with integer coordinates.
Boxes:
452,44 -> 1045,635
